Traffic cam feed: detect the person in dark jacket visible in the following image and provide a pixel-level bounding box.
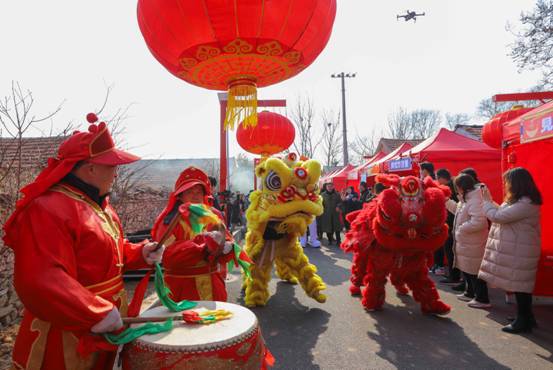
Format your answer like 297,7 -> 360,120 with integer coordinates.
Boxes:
437,168 -> 461,284
421,161 -> 444,274
208,176 -> 222,211
320,182 -> 343,244
316,183 -> 328,240
359,181 -> 372,204
420,161 -> 436,180
342,186 -> 361,231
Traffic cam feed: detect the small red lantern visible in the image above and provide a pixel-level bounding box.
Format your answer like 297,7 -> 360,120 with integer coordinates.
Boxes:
482,106 -> 533,148
236,111 -> 295,156
137,0 -> 336,129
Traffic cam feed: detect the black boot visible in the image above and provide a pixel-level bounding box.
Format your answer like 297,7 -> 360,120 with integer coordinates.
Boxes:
502,317 -> 533,334
451,281 -> 466,292
507,316 -> 538,328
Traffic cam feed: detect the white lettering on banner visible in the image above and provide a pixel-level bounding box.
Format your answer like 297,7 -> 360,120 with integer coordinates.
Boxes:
388,158 -> 412,172
542,116 -> 553,133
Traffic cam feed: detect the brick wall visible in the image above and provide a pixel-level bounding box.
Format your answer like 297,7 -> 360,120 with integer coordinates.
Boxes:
0,241 -> 22,329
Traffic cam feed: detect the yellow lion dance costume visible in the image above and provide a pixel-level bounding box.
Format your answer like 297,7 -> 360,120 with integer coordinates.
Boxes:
243,153 -> 327,307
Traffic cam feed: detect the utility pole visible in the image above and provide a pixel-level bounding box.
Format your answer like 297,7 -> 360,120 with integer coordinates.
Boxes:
331,72 -> 356,166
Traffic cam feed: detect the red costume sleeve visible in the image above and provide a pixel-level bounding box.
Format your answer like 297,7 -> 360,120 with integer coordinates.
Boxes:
162,239 -> 207,270
13,204 -> 113,332
122,239 -> 150,271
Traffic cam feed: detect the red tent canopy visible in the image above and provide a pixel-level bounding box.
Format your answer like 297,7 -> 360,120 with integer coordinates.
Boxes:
353,152 -> 386,174
326,164 -> 355,191
368,142 -> 414,175
401,128 -> 502,201
346,151 -> 388,189
320,167 -> 340,184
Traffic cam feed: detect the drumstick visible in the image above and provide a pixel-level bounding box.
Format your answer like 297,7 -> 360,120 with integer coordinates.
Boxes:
152,213 -> 182,252
122,316 -> 182,324
122,310 -> 233,324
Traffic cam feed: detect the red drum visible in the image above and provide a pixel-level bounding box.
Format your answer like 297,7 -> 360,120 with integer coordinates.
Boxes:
122,301 -> 268,369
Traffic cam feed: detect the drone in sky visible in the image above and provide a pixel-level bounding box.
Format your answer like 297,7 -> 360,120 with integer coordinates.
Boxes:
396,10 -> 426,23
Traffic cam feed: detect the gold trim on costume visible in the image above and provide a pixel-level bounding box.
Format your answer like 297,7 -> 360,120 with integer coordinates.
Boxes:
84,274 -> 123,290
26,319 -> 51,370
92,282 -> 124,297
62,331 -> 97,370
164,271 -> 217,279
195,275 -> 214,300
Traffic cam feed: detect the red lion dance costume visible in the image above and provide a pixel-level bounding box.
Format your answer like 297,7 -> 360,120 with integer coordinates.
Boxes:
342,174 -> 451,315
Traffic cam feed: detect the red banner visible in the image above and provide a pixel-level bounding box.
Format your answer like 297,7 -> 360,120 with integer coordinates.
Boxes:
521,110 -> 553,143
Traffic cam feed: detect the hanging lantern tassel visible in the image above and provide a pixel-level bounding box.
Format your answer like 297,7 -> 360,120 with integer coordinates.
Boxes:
225,79 -> 258,130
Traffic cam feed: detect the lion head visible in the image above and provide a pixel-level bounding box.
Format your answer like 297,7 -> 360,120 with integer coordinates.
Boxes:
246,153 -> 323,237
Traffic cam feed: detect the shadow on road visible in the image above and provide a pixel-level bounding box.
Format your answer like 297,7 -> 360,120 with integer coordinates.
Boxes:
303,245 -> 351,287
249,282 -> 330,370
366,303 -> 510,370
483,296 -> 553,365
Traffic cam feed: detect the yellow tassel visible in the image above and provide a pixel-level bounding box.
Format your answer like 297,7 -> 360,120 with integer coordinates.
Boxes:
225,79 -> 258,130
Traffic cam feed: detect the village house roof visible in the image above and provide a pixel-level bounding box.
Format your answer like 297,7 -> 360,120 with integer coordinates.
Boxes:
0,136 -> 66,168
374,138 -> 424,154
454,124 -> 483,141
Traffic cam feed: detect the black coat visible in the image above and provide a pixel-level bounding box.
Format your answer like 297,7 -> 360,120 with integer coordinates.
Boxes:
321,190 -> 342,233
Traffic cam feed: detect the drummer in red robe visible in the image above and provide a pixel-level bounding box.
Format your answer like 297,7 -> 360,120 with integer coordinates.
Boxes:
3,113 -> 163,370
152,166 -> 234,302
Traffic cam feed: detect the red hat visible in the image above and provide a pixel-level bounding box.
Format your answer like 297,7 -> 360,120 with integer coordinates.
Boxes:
174,166 -> 211,196
58,112 -> 140,165
3,112 -> 139,248
151,166 -> 211,240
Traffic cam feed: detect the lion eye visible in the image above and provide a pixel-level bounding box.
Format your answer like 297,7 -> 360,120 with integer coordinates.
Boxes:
265,171 -> 282,191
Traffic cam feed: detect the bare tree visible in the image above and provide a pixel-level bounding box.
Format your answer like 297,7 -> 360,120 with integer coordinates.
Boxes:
320,110 -> 342,167
109,118 -> 151,201
0,82 -> 64,194
476,98 -> 520,120
444,113 -> 471,130
508,0 -> 553,88
349,128 -> 378,164
386,107 -> 441,139
410,109 -> 441,139
290,95 -> 320,158
386,107 -> 412,139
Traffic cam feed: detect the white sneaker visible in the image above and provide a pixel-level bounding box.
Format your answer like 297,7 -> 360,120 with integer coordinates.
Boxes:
456,293 -> 474,302
467,299 -> 492,309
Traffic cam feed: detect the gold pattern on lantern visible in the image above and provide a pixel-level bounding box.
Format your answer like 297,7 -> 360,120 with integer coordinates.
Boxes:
257,41 -> 283,56
223,38 -> 253,54
196,45 -> 221,61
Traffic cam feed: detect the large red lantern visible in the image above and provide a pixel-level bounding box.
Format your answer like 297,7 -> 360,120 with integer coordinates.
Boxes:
236,111 -> 295,156
137,0 -> 337,129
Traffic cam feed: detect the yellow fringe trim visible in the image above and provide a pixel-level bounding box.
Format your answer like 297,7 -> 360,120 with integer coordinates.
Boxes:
225,79 -> 258,130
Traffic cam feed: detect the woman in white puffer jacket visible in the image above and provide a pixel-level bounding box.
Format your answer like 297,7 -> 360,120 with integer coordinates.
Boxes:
479,167 -> 542,334
446,173 -> 490,308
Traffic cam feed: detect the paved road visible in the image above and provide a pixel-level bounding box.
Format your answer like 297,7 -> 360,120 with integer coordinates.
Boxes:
223,244 -> 553,370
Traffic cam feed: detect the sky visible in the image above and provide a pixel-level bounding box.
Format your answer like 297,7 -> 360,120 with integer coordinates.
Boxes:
0,0 -> 542,162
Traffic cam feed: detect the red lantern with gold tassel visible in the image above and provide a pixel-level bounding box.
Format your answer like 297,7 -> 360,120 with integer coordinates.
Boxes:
236,111 -> 295,156
137,0 -> 337,129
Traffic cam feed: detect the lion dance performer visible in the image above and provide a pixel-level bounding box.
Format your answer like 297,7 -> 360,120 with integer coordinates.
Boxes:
2,113 -> 163,369
341,183 -> 409,297
342,174 -> 452,315
243,153 -> 327,307
152,166 -> 236,302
